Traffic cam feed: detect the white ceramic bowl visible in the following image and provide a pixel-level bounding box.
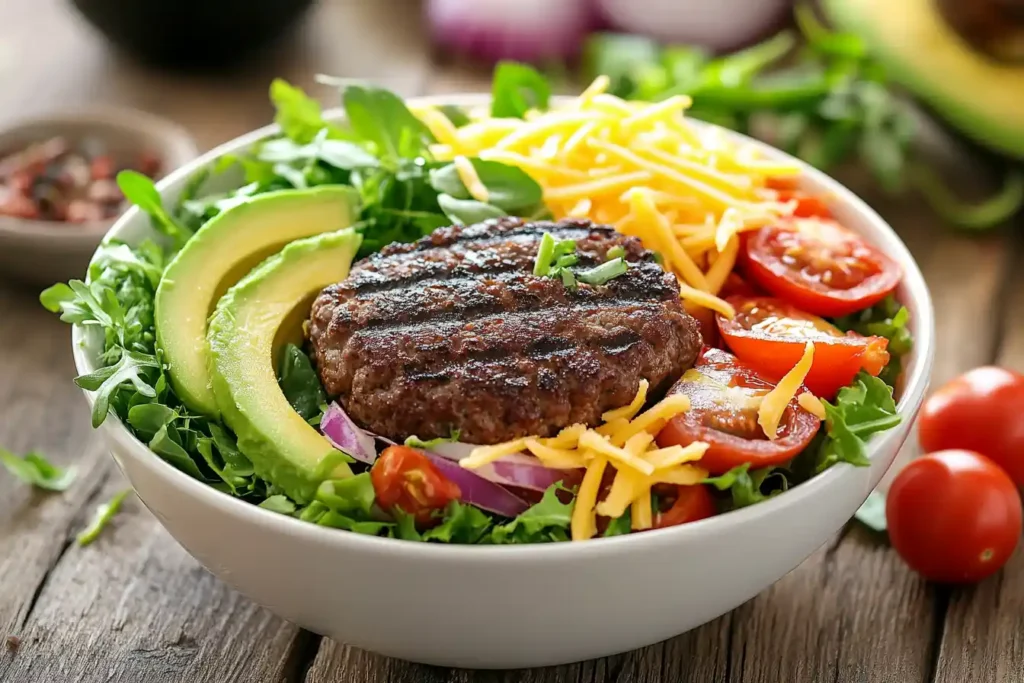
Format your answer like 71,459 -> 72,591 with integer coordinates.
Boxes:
0,108 -> 198,287
71,95 -> 935,669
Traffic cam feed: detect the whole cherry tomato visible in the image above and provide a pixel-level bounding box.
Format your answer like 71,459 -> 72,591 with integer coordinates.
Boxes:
371,445 -> 461,526
918,366 -> 1024,487
886,450 -> 1022,583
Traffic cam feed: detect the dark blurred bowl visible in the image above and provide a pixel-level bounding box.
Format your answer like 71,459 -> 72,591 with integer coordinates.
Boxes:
70,0 -> 317,70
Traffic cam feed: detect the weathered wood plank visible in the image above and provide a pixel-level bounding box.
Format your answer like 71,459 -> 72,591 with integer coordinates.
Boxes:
931,228 -> 1024,683
305,619 -> 728,683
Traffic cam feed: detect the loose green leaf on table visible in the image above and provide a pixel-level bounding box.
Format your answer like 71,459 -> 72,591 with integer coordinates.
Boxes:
0,449 -> 77,492
854,489 -> 887,533
77,489 -> 132,545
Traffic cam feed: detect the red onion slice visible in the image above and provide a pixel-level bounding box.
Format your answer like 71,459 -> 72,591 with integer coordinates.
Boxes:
320,402 -> 378,465
430,442 -> 582,492
421,452 -> 530,517
426,0 -> 595,64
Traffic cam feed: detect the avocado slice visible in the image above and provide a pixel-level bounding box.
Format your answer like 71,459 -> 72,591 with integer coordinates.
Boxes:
156,186 -> 358,417
824,0 -> 1024,157
208,228 -> 362,503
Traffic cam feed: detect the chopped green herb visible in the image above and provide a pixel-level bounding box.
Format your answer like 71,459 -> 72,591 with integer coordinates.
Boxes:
77,489 -> 132,545
577,257 -> 629,286
533,232 -> 556,276
405,430 -> 461,449
607,245 -> 625,261
1,449 -> 77,492
560,268 -> 578,289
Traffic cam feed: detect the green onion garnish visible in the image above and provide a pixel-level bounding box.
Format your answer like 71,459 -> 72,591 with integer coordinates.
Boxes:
577,257 -> 629,286
560,268 -> 578,289
607,245 -> 625,261
557,254 -> 578,268
533,232 -> 555,277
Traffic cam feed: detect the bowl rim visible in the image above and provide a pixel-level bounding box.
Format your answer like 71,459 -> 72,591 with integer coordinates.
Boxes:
71,93 -> 936,558
0,106 -> 199,239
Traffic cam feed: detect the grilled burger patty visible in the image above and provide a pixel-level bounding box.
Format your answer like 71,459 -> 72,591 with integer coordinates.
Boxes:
308,217 -> 703,445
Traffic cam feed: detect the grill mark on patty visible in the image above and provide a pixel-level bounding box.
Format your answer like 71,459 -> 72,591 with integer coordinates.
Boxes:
340,283 -> 674,334
372,218 -> 606,258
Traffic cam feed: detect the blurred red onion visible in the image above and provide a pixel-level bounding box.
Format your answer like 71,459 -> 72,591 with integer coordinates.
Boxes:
426,0 -> 596,64
595,0 -> 794,52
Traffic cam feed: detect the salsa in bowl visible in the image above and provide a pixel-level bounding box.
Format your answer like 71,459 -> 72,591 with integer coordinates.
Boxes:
55,72 -> 933,667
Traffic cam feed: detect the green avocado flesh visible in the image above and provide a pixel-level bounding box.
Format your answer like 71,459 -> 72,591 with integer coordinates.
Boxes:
824,0 -> 1024,158
208,228 -> 362,504
155,186 -> 358,417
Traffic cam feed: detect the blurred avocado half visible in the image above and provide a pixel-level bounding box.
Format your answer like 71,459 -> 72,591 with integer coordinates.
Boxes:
824,0 -> 1024,158
71,0 -> 315,70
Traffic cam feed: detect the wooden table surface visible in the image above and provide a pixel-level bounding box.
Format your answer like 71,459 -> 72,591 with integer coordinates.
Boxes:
2,1 -> 1023,681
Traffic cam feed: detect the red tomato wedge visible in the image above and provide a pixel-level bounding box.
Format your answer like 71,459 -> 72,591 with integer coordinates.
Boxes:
656,347 -> 821,474
739,217 -> 901,317
773,190 -> 832,218
652,484 -> 716,529
717,296 -> 890,399
371,445 -> 461,527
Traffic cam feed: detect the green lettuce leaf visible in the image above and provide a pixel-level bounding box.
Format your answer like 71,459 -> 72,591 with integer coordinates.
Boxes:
488,484 -> 574,544
832,296 -> 912,389
77,489 -> 132,545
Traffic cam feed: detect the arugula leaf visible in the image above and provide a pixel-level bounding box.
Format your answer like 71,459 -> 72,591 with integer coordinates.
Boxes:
258,132 -> 379,171
277,344 -> 327,422
75,350 -> 161,428
422,502 -> 493,543
428,158 -> 542,211
0,449 -> 77,492
489,483 -> 574,544
269,78 -> 349,144
149,421 -> 207,480
491,62 -> 551,118
342,85 -> 434,164
437,194 -> 506,225
116,171 -> 192,249
833,296 -> 912,388
854,490 -> 887,533
582,34 -> 661,97
77,489 -> 132,545
259,495 -> 298,515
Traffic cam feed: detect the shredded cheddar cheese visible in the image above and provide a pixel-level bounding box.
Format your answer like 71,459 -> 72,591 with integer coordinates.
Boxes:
798,392 -> 827,421
463,381 -> 708,541
414,82 -> 798,321
758,342 -> 816,440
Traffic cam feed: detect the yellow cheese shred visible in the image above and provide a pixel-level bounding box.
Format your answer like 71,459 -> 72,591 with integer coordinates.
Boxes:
798,392 -> 827,421
602,379 -> 649,422
631,488 -> 653,530
571,455 -> 608,541
758,341 -> 815,440
453,155 -> 489,203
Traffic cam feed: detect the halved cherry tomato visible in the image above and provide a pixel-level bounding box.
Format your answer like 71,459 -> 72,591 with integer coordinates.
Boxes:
739,217 -> 901,317
886,450 -> 1022,583
918,367 -> 1024,487
717,296 -> 890,398
655,347 -> 821,474
370,445 -> 461,527
773,190 -> 832,219
652,484 -> 716,529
